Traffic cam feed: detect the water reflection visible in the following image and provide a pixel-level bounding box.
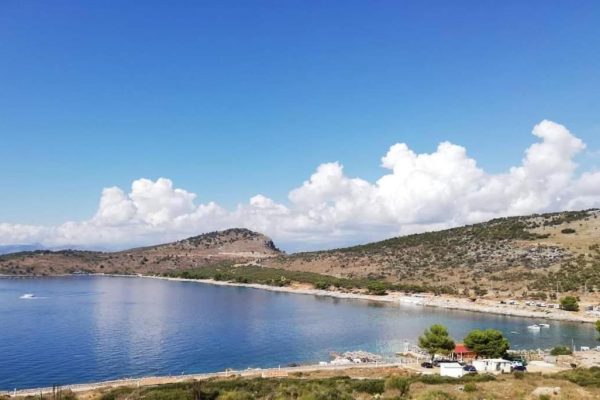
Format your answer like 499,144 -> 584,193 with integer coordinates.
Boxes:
0,276 -> 597,390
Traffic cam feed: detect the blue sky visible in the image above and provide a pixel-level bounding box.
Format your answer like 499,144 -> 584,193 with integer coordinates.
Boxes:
1,1 -> 600,249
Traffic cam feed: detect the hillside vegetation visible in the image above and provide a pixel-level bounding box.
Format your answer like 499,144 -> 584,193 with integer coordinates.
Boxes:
1,210 -> 599,297
266,209 -> 600,296
0,228 -> 281,276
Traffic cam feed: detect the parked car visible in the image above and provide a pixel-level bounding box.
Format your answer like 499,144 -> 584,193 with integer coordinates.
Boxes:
511,365 -> 527,372
421,361 -> 434,368
462,365 -> 477,373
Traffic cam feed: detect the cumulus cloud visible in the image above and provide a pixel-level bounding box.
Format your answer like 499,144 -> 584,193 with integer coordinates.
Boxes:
1,120 -> 599,251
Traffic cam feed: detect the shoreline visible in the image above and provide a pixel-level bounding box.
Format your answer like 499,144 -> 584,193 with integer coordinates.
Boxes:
3,272 -> 597,324
144,275 -> 599,324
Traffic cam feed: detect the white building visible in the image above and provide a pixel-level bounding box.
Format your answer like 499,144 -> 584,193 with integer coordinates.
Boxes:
472,359 -> 512,374
440,362 -> 464,378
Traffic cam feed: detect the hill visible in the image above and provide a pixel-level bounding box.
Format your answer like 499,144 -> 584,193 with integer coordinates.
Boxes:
1,210 -> 599,297
0,228 -> 281,275
264,209 -> 600,297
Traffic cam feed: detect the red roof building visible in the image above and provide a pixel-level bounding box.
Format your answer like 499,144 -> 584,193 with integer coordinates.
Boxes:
453,343 -> 477,361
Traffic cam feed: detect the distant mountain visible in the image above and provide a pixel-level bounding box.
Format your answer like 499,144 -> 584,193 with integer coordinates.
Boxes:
0,243 -> 46,255
2,210 -> 599,297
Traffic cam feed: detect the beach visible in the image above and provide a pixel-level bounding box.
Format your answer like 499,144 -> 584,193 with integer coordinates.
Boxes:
145,275 -> 600,324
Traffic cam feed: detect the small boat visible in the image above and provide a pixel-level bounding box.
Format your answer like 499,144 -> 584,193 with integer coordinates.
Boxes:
527,324 -> 541,331
539,323 -> 550,328
19,293 -> 35,299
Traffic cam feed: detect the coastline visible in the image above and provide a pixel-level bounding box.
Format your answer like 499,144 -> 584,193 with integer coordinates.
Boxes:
142,275 -> 599,324
3,272 -> 597,324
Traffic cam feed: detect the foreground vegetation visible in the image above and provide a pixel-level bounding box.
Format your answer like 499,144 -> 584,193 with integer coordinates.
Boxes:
13,368 -> 600,400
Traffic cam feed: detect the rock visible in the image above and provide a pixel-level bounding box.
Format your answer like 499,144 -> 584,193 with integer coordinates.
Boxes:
531,387 -> 560,396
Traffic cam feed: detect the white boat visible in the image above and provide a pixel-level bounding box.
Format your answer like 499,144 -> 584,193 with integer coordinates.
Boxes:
527,324 -> 541,331
19,293 -> 35,299
538,323 -> 550,328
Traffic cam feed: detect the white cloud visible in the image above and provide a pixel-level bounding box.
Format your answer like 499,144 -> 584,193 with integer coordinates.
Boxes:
1,120 -> 599,251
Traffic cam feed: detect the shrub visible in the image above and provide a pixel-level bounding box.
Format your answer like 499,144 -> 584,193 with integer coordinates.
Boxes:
385,375 -> 410,396
218,391 -> 254,400
561,228 -> 576,234
314,281 -> 330,290
513,371 -> 525,380
351,379 -> 384,394
367,281 -> 388,295
550,345 -> 573,356
463,382 -> 477,392
557,367 -> 600,387
418,390 -> 456,400
560,296 -> 580,311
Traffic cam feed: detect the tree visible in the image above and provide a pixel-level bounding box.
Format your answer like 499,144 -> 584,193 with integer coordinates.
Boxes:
463,329 -> 510,358
418,324 -> 455,359
367,281 -> 388,296
550,346 -> 573,356
560,296 -> 580,312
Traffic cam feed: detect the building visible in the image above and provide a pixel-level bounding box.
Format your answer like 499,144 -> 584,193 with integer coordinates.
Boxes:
452,344 -> 477,361
472,359 -> 512,374
440,362 -> 464,378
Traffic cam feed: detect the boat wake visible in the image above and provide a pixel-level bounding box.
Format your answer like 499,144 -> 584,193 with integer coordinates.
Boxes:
19,293 -> 46,300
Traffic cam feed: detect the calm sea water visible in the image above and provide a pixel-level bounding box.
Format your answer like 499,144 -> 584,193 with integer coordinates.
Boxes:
0,276 -> 596,390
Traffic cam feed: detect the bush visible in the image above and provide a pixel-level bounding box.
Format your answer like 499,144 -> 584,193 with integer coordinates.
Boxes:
367,281 -> 388,295
385,376 -> 410,396
418,390 -> 456,400
218,391 -> 254,400
314,280 -> 330,290
557,367 -> 600,387
351,379 -> 384,394
560,296 -> 580,312
463,382 -> 477,392
550,345 -> 573,356
561,228 -> 576,234
513,371 -> 525,380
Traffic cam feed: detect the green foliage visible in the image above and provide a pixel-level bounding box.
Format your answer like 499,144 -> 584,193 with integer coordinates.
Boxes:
349,379 -> 384,394
166,264 -> 455,295
417,390 -> 456,400
556,367 -> 600,387
550,346 -> 573,356
596,320 -> 600,341
98,376 -> 396,400
462,382 -> 477,392
538,395 -> 551,400
314,280 -> 330,290
560,296 -> 579,311
417,373 -> 495,385
218,391 -> 253,400
463,329 -> 510,358
367,281 -> 388,296
418,324 -> 455,358
384,376 -> 410,396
